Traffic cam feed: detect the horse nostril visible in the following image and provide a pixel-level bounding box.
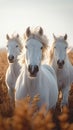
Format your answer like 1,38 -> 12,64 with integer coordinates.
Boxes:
11,55 -> 14,59
62,60 -> 64,65
28,65 -> 39,74
57,59 -> 65,66
8,55 -> 14,60
28,64 -> 32,72
57,60 -> 60,65
34,65 -> 39,72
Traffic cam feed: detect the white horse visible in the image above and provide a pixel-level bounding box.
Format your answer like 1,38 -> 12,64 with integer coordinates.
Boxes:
49,34 -> 73,107
15,27 -> 58,110
5,34 -> 23,101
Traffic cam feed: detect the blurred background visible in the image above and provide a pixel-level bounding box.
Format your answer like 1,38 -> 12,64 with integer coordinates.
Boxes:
0,0 -> 73,48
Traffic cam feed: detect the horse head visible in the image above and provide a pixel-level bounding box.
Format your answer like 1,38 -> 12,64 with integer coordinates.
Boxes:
53,34 -> 68,69
6,34 -> 23,63
23,27 -> 48,77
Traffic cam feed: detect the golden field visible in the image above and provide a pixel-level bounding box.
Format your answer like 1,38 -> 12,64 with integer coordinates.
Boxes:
0,50 -> 73,130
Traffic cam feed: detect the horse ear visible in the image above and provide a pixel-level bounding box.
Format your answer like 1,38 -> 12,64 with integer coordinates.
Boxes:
6,34 -> 10,40
64,34 -> 67,40
16,34 -> 19,38
26,27 -> 31,37
39,27 -> 43,35
53,33 -> 57,40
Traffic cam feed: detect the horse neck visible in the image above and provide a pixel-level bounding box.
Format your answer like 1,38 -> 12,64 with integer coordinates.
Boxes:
9,60 -> 20,77
22,64 -> 41,97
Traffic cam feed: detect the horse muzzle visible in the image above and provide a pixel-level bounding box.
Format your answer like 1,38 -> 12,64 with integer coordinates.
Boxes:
8,55 -> 14,63
28,64 -> 39,77
57,60 -> 65,69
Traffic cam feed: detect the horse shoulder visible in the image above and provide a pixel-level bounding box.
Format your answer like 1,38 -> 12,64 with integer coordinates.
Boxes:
40,66 -> 57,89
40,67 -> 58,108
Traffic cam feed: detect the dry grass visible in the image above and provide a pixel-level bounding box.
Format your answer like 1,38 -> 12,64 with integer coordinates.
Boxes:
68,52 -> 73,65
0,49 -> 73,130
0,50 -> 8,77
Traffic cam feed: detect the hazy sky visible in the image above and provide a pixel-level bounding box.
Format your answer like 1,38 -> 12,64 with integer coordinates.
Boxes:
0,0 -> 73,47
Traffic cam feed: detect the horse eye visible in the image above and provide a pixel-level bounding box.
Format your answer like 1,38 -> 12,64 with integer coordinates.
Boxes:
65,47 -> 67,49
41,47 -> 43,49
16,45 -> 18,48
54,46 -> 56,48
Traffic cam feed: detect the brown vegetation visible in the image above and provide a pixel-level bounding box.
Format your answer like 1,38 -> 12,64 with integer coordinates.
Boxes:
0,50 -> 8,77
0,50 -> 73,130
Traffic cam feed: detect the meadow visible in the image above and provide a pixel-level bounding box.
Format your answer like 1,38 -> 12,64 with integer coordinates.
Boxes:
0,49 -> 73,130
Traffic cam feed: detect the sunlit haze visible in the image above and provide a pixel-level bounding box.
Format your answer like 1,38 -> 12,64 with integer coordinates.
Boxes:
0,0 -> 73,48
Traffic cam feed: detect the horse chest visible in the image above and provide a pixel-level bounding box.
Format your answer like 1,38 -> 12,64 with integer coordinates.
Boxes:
26,79 -> 39,98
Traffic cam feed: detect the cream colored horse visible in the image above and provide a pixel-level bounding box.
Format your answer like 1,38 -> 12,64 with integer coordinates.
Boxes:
5,34 -> 23,101
15,27 -> 58,110
49,34 -> 73,107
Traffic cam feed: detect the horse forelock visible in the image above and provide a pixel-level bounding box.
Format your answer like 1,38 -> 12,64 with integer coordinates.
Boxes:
54,36 -> 68,45
7,36 -> 23,51
24,29 -> 49,49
